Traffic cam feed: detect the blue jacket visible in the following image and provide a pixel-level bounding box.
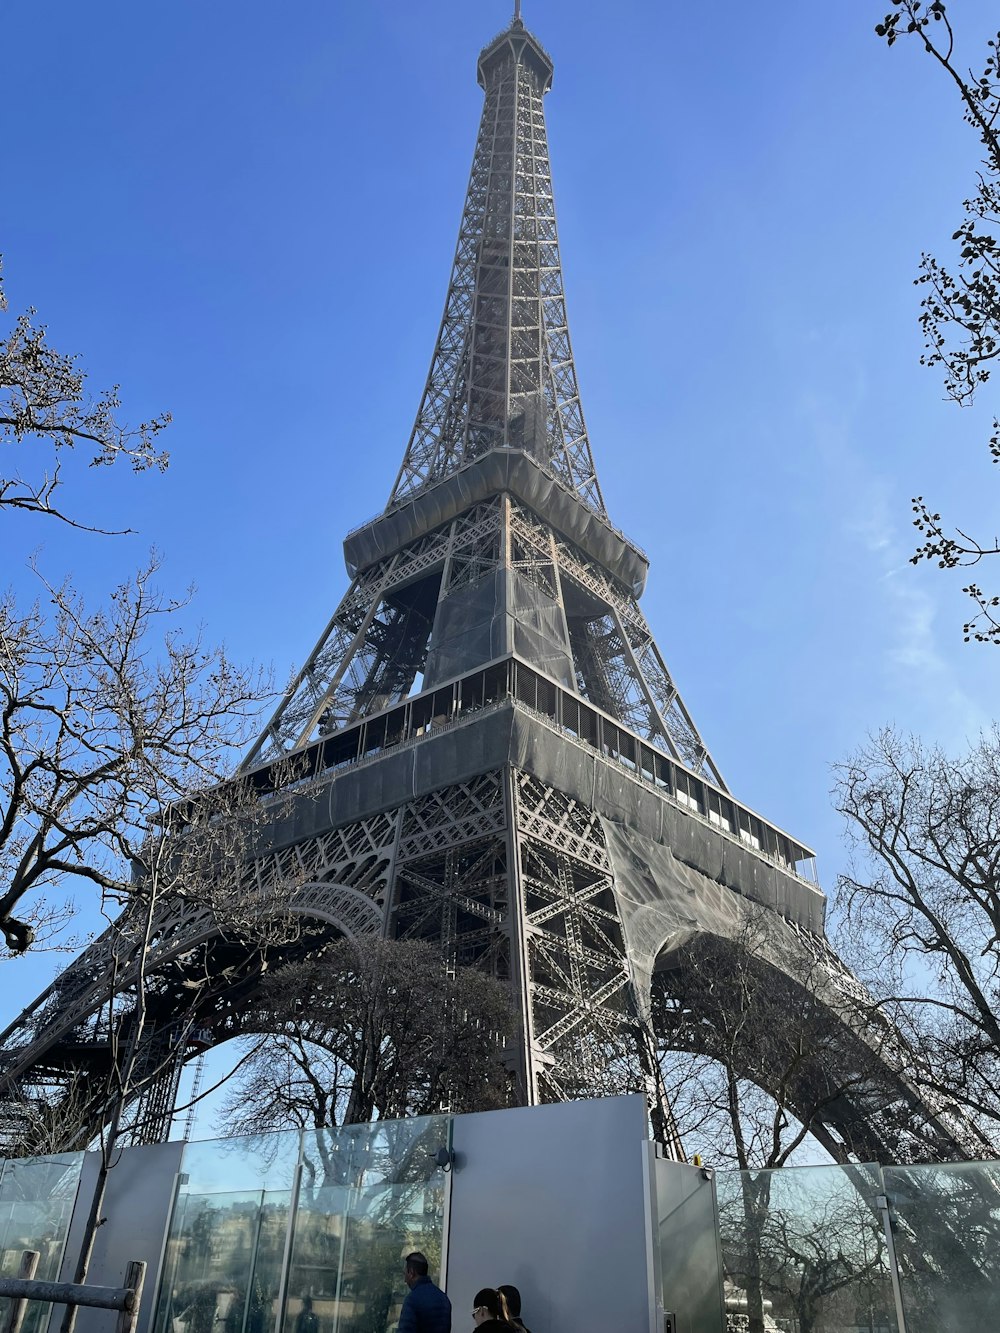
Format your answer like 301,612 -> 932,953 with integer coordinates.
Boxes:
397,1276 -> 451,1333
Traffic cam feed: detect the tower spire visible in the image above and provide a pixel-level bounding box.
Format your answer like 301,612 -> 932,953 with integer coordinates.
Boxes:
388,12 -> 605,517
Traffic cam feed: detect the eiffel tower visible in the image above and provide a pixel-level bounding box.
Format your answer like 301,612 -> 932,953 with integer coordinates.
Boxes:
0,11 -> 979,1164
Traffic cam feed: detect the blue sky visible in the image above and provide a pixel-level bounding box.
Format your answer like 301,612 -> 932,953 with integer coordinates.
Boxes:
3,1 -> 999,1136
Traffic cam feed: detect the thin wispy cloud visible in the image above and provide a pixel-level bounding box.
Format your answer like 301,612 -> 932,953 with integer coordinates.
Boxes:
850,478 -> 989,746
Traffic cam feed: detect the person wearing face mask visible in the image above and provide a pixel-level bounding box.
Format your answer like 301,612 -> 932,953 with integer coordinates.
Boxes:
470,1288 -> 513,1330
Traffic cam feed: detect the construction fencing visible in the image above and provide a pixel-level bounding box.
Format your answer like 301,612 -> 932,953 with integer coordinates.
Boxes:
715,1158 -> 1000,1332
3,1112 -> 1000,1332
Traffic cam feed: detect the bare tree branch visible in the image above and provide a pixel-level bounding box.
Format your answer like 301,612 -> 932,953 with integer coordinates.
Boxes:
0,555 -> 271,954
876,5 -> 1000,640
834,726 -> 1000,1146
217,939 -> 516,1140
0,257 -> 170,533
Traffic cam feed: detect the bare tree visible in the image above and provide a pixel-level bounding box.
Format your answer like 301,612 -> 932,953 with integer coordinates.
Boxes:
874,4 -> 1000,640
209,944 -> 512,1333
0,249 -> 284,1331
218,1031 -> 355,1139
0,257 -> 169,532
39,764 -> 308,1333
0,554 -> 270,954
835,726 -> 1000,1152
218,938 -> 515,1138
0,1073 -> 97,1157
655,912 -> 871,1172
716,1169 -> 893,1333
0,545 -> 291,1330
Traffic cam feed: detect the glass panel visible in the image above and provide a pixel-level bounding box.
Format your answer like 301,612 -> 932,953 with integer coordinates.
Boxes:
716,1164 -> 898,1333
884,1159 -> 1000,1331
285,1116 -> 449,1333
154,1119 -> 450,1333
180,1132 -> 301,1196
653,1160 -> 724,1332
0,1153 -> 85,1333
153,1135 -> 300,1333
154,1190 -> 292,1333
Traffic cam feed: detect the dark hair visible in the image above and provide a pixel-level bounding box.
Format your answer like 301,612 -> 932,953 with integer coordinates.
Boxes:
404,1252 -> 429,1277
473,1289 -> 512,1322
498,1286 -> 521,1318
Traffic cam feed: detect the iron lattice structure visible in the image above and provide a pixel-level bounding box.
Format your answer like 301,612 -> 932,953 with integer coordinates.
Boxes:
0,16 -> 982,1164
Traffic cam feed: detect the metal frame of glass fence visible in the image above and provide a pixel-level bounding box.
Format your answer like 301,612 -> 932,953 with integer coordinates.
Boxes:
152,1116 -> 452,1333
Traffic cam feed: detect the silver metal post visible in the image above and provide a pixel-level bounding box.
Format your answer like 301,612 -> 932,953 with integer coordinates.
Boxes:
876,1193 -> 909,1333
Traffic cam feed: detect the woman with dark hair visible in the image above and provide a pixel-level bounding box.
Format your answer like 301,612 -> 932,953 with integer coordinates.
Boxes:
471,1287 -> 514,1328
497,1287 -> 529,1332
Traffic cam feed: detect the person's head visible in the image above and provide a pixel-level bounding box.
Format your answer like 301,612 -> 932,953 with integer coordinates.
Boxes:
497,1286 -> 521,1319
300,1299 -> 312,1313
472,1289 -> 511,1325
403,1252 -> 429,1289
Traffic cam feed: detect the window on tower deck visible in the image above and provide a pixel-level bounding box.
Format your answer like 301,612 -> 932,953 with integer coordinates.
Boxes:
653,753 -> 672,792
739,812 -> 762,852
674,771 -> 703,815
707,792 -> 733,835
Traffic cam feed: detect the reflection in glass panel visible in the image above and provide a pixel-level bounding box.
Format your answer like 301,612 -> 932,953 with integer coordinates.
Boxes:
179,1132 -> 301,1196
0,1153 -> 85,1333
653,1162 -> 724,1333
885,1160 -> 1000,1332
285,1117 -> 449,1333
716,1164 -> 898,1333
154,1191 -> 292,1333
153,1117 -> 450,1333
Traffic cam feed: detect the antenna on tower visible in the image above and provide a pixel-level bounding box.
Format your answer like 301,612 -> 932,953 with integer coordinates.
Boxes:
514,0 -> 521,21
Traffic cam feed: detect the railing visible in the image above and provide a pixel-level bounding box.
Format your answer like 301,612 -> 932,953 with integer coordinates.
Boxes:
0,1254 -> 145,1333
516,698 -> 820,890
254,656 -> 816,887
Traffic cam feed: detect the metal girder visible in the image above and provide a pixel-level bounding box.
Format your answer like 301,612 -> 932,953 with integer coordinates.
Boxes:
1,750 -> 981,1164
649,939 -> 976,1167
388,20 -> 604,514
508,499 -> 724,785
0,806 -> 400,1152
382,764 -> 665,1127
241,480 -> 724,788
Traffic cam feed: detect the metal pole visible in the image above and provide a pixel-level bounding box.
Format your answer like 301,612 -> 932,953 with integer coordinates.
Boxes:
239,1199 -> 266,1333
270,1155 -> 303,1333
876,1193 -> 909,1333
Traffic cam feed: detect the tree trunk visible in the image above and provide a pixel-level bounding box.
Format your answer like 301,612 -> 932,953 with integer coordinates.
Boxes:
58,1088 -> 128,1333
739,1173 -> 770,1333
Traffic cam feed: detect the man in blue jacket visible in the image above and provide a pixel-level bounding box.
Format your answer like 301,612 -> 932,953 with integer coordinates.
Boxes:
398,1252 -> 451,1333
